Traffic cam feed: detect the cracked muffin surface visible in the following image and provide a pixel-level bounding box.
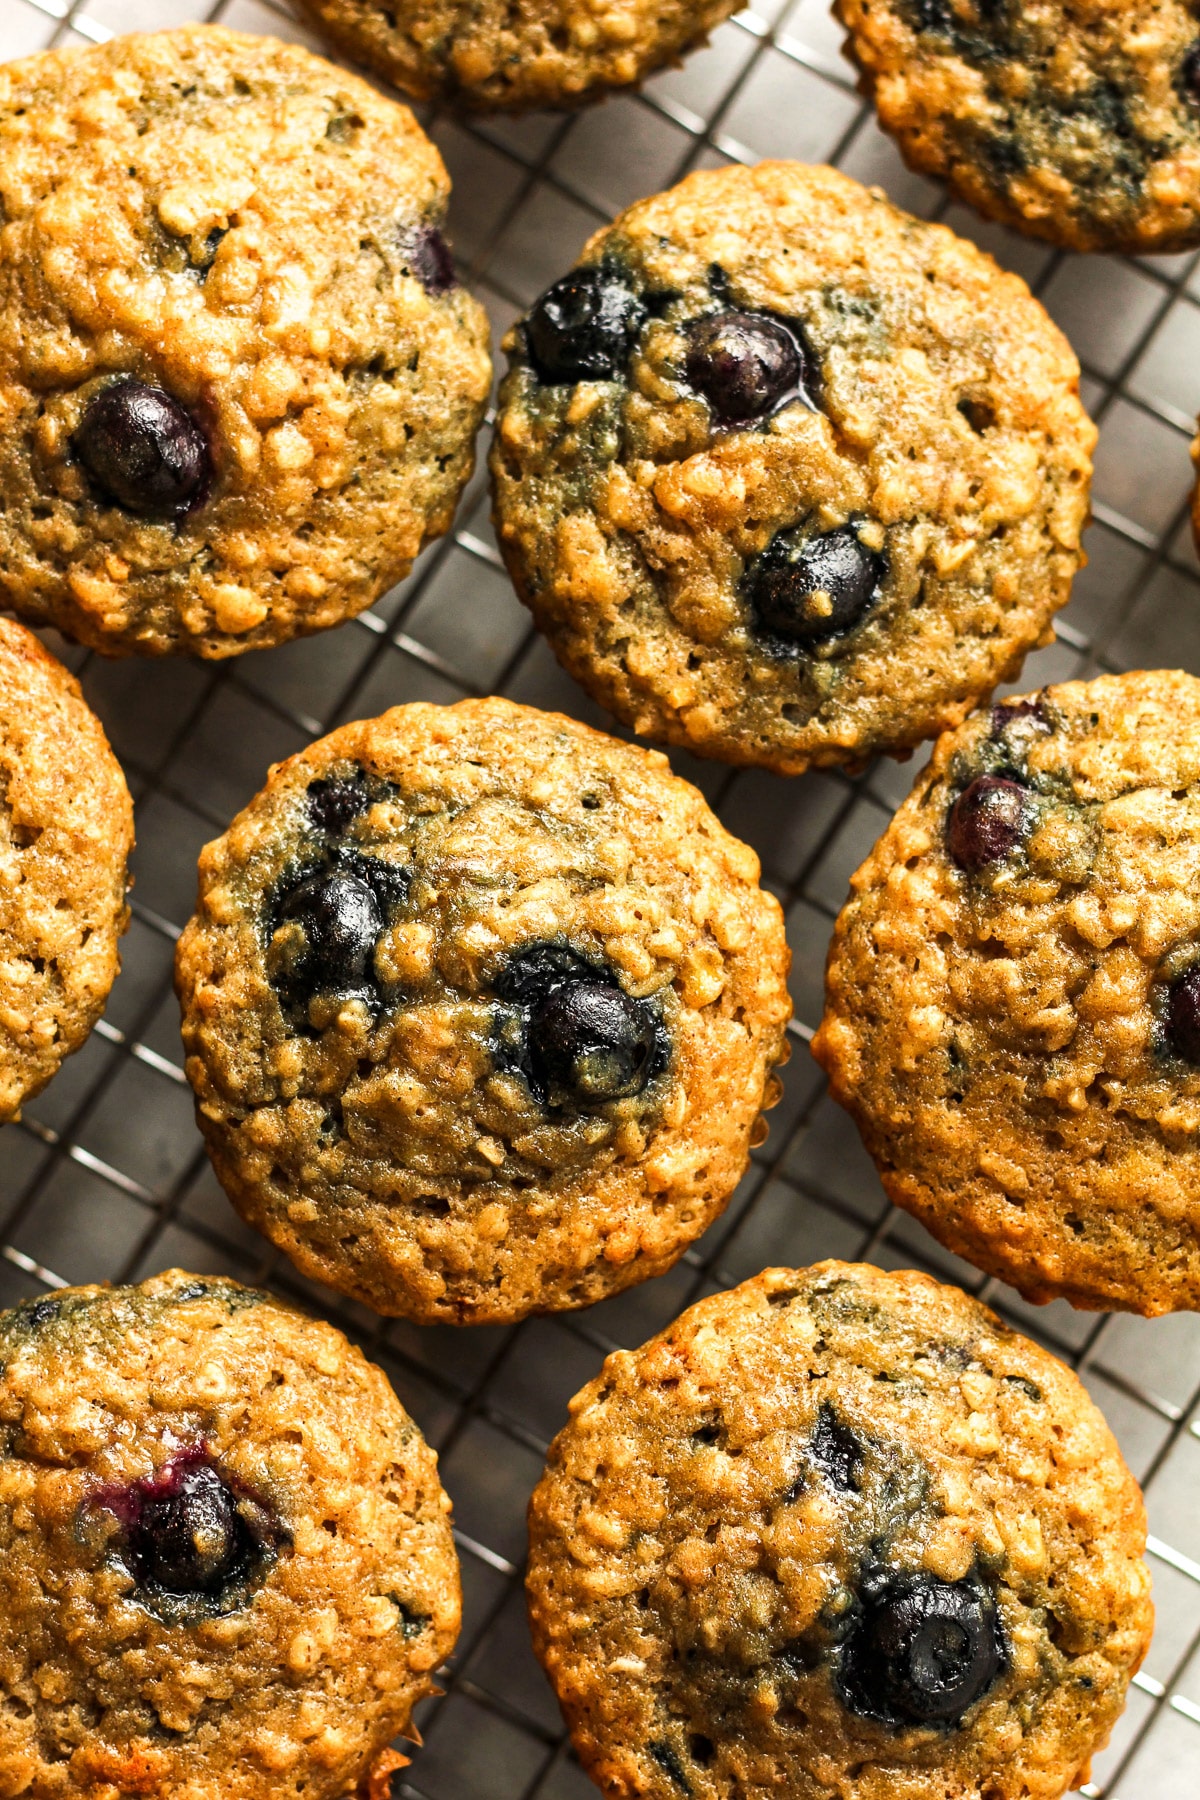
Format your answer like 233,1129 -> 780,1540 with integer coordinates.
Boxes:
0,25 -> 491,658
490,161 -> 1094,777
0,617 -> 132,1123
0,1268 -> 459,1799
838,0 -> 1200,253
299,0 -> 739,112
175,698 -> 791,1325
814,671 -> 1200,1315
527,1262 -> 1152,1800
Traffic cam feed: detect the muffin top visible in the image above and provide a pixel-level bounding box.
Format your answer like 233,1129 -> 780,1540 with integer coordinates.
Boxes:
837,0 -> 1200,253
815,671 -> 1200,1315
0,617 -> 132,1122
299,0 -> 740,113
0,25 -> 490,657
176,698 -> 791,1324
491,161 -> 1094,775
0,1269 -> 459,1799
527,1262 -> 1153,1800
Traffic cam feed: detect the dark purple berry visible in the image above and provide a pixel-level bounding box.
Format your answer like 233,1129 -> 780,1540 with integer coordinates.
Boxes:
306,778 -> 371,836
397,222 -> 457,296
685,311 -> 809,425
278,868 -> 382,1003
530,979 -> 657,1103
808,1404 -> 862,1492
1166,966 -> 1200,1064
526,267 -> 645,384
1182,41 -> 1200,100
73,380 -> 211,519
839,1573 -> 1007,1728
946,776 -> 1028,873
129,1461 -> 245,1596
749,526 -> 883,646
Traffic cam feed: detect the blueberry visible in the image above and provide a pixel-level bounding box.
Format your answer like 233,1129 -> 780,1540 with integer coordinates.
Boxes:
839,1573 -> 1007,1728
684,311 -> 808,426
808,1403 -> 863,1492
530,980 -> 658,1104
1183,41 -> 1200,100
128,1461 -> 246,1596
1166,966 -> 1200,1064
397,222 -> 457,296
525,266 -> 645,384
946,776 -> 1028,873
73,380 -> 211,519
748,525 -> 883,647
278,868 -> 382,1002
306,777 -> 371,836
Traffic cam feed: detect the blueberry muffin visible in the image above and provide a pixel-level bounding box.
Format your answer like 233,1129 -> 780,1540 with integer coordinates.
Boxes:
0,618 -> 132,1122
814,671 -> 1200,1316
299,0 -> 740,112
0,25 -> 491,658
175,698 -> 791,1325
837,0 -> 1200,253
490,162 -> 1094,776
527,1262 -> 1153,1800
0,1268 -> 459,1798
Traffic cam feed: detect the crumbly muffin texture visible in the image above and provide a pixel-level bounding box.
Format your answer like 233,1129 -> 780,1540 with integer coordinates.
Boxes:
814,671 -> 1200,1316
176,698 -> 791,1325
490,161 -> 1094,776
527,1262 -> 1153,1800
0,26 -> 491,658
0,1268 -> 459,1799
838,0 -> 1200,254
299,0 -> 739,112
0,618 -> 132,1122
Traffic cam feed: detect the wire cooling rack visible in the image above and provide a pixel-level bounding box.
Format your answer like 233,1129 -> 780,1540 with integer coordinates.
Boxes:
3,0 -> 1200,1791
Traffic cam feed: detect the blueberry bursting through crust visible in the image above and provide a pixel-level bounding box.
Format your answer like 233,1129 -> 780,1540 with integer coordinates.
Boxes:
72,379 -> 212,520
684,310 -> 817,427
492,943 -> 667,1110
746,524 -> 885,650
525,266 -> 647,384
838,1570 -> 1008,1729
946,775 -> 1030,873
92,1449 -> 287,1622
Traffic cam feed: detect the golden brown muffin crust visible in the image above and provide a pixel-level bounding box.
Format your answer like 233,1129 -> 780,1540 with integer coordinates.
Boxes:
175,698 -> 791,1325
527,1262 -> 1153,1800
0,618 -> 132,1122
0,26 -> 491,657
491,162 -> 1094,776
0,1269 -> 460,1799
815,671 -> 1200,1315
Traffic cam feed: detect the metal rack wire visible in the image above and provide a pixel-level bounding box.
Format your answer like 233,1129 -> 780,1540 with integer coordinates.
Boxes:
2,0 -> 1199,1790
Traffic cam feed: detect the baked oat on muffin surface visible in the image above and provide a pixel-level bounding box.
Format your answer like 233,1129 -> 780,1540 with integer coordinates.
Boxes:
175,698 -> 791,1325
0,617 -> 132,1122
527,1262 -> 1153,1800
299,0 -> 740,112
837,0 -> 1200,254
0,25 -> 491,658
815,671 -> 1200,1316
0,1269 -> 459,1799
490,161 -> 1095,776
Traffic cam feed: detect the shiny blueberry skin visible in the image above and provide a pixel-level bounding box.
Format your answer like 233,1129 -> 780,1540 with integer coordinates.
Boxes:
685,311 -> 809,426
525,267 -> 646,384
529,979 -> 658,1104
749,525 -> 883,647
306,778 -> 371,836
1166,966 -> 1200,1064
839,1573 -> 1007,1728
808,1404 -> 863,1492
278,868 -> 382,1001
130,1461 -> 247,1596
73,380 -> 211,519
946,776 -> 1028,873
398,222 -> 457,296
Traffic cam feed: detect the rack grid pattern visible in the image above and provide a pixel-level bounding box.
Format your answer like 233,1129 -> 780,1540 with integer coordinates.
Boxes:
2,0 -> 1200,1792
